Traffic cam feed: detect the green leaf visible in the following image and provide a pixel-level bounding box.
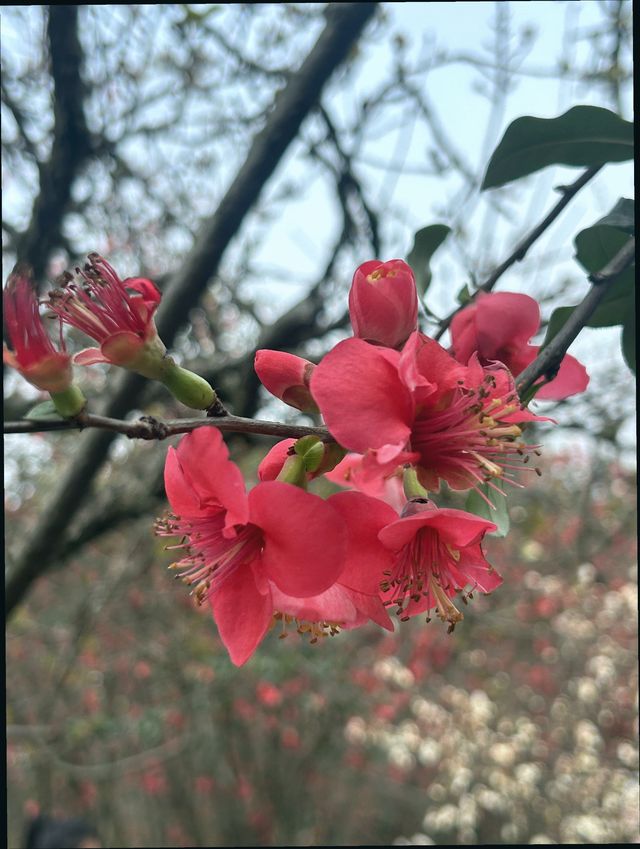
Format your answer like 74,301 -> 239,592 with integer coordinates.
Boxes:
407,224 -> 451,297
456,284 -> 472,305
481,105 -> 633,190
621,314 -> 635,374
464,483 -> 510,538
24,401 -> 64,421
593,197 -> 634,234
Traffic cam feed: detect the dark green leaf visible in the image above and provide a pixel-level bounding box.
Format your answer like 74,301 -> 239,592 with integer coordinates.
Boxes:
593,197 -> 634,234
407,224 -> 451,297
464,483 -> 510,538
481,105 -> 633,190
24,401 -> 63,421
574,224 -> 634,305
456,284 -> 472,305
621,314 -> 635,374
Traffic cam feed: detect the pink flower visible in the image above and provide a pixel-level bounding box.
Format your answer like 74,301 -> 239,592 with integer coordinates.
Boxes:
155,427 -> 347,665
3,267 -> 73,393
310,331 -> 548,495
254,349 -> 319,413
378,499 -> 502,629
349,259 -> 418,349
450,291 -> 589,400
47,253 -> 165,375
257,438 -> 344,482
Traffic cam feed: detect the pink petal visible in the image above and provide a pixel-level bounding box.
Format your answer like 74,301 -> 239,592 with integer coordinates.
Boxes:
328,491 -> 397,594
533,351 -> 590,400
175,428 -> 249,529
248,481 -> 347,597
210,566 -> 273,666
73,347 -> 110,366
270,582 -> 358,624
310,337 -> 413,454
399,332 -> 465,408
449,304 -> 480,365
164,446 -> 213,517
345,588 -> 394,630
379,507 -> 496,551
258,439 -> 296,481
474,292 -> 540,353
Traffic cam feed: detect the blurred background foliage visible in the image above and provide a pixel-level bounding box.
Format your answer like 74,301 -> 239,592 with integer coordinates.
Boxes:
3,2 -> 636,847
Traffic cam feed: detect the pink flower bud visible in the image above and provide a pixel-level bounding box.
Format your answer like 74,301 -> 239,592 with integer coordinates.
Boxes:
254,350 -> 319,413
349,259 -> 418,349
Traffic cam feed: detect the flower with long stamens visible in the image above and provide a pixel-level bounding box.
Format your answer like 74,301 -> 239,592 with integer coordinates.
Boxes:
310,331 -> 549,497
155,427 -> 348,665
47,253 -> 166,377
378,498 -> 501,629
450,291 -> 589,400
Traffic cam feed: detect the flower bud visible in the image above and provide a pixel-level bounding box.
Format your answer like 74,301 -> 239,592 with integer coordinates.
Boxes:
159,360 -> 217,410
349,259 -> 418,349
254,350 -> 319,413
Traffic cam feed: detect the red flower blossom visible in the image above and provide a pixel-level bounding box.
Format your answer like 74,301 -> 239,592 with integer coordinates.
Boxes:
349,259 -> 418,349
311,331 -> 548,496
324,453 -> 406,513
254,349 -> 319,413
47,253 -> 165,376
155,427 -> 348,665
450,291 -> 589,400
3,267 -> 73,393
378,499 -> 502,628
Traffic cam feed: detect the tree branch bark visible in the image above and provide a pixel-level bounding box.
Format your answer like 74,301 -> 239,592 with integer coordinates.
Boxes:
516,236 -> 635,394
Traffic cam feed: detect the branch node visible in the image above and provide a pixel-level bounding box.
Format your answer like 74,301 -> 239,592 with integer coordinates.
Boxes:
138,416 -> 170,440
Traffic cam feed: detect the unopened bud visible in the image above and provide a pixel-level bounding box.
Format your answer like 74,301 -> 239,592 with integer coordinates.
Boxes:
349,259 -> 418,349
159,359 -> 217,410
254,350 -> 319,413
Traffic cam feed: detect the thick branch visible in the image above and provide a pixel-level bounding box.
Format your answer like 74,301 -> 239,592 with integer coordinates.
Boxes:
516,237 -> 635,394
14,6 -> 93,283
434,165 -> 603,340
4,413 -> 333,442
5,2 -> 378,617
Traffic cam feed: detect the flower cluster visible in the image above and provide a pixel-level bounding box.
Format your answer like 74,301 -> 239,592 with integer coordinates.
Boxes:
156,259 -> 588,665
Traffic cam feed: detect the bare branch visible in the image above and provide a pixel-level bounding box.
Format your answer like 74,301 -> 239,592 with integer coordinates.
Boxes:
4,412 -> 333,442
434,165 -> 603,340
516,237 -> 635,395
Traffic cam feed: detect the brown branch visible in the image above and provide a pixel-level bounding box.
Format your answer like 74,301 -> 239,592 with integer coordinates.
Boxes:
5,2 -> 378,618
4,413 -> 333,442
434,165 -> 603,340
14,6 -> 94,283
516,236 -> 635,395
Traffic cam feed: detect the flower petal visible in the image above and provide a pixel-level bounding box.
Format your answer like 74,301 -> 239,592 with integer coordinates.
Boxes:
210,565 -> 273,666
474,292 -> 541,351
248,481 -> 347,597
379,507 -> 496,551
311,337 -> 412,453
328,490 -> 398,594
73,347 -> 110,366
533,350 -> 590,400
175,428 -> 249,529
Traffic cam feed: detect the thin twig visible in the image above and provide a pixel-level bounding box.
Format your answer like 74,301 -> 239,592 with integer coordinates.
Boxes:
3,413 -> 333,442
516,236 -> 635,394
434,164 -> 603,340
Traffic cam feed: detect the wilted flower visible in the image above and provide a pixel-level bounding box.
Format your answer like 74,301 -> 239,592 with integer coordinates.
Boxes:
47,253 -> 166,377
3,266 -> 73,393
